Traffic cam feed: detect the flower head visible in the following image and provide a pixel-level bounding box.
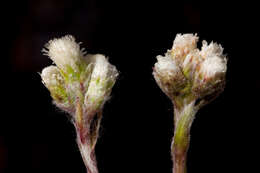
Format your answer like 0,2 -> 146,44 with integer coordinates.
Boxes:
43,35 -> 86,81
171,34 -> 199,63
153,34 -> 227,173
153,54 -> 186,99
193,41 -> 227,97
153,34 -> 227,103
41,35 -> 118,118
41,66 -> 68,105
84,54 -> 118,114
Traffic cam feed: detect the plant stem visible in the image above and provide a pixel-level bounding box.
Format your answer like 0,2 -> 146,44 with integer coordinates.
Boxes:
171,101 -> 197,173
77,139 -> 98,173
75,102 -> 100,173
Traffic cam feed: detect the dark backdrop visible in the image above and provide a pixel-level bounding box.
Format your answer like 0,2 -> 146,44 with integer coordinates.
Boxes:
1,0 -> 258,173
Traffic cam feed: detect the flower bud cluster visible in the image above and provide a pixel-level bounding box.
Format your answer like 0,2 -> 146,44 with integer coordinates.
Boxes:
41,35 -> 118,118
153,34 -> 227,101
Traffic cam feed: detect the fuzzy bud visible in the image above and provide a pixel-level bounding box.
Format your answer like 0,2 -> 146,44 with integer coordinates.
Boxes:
193,41 -> 227,97
41,66 -> 68,106
153,54 -> 186,99
171,34 -> 199,63
84,54 -> 118,114
43,35 -> 86,81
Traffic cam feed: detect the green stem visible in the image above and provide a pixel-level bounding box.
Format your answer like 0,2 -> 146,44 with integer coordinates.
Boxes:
171,101 -> 197,173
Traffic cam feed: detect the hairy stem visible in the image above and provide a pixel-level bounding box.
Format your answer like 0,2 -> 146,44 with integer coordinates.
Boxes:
77,138 -> 98,173
75,102 -> 100,173
171,101 -> 197,173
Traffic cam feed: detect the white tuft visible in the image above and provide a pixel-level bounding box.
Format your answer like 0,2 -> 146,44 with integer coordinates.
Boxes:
88,54 -> 118,81
200,55 -> 227,78
153,53 -> 186,98
84,54 -> 118,110
154,54 -> 179,78
153,33 -> 227,98
199,40 -> 227,78
41,65 -> 64,88
43,35 -> 85,72
200,40 -> 224,59
172,34 -> 199,57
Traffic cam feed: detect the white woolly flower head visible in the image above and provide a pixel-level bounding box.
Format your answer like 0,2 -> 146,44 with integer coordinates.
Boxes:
41,65 -> 68,105
199,55 -> 227,79
153,54 -> 186,98
193,41 -> 227,97
43,35 -> 86,78
197,40 -> 226,80
153,33 -> 227,101
41,66 -> 63,88
155,55 -> 178,73
84,54 -> 119,113
171,34 -> 198,62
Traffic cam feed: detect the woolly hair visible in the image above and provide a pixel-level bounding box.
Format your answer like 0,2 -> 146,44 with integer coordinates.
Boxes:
84,54 -> 118,111
171,34 -> 199,61
43,35 -> 86,72
41,65 -> 64,88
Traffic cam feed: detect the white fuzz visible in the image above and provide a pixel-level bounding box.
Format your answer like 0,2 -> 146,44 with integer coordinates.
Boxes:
153,54 -> 186,98
200,55 -> 227,78
172,34 -> 198,59
43,35 -> 85,72
41,35 -> 118,112
89,54 -> 118,81
154,54 -> 180,78
84,54 -> 118,110
199,41 -> 227,78
41,65 -> 64,88
200,40 -> 224,59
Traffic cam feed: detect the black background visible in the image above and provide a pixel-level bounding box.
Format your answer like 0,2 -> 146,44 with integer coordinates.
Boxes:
0,0 -> 258,173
